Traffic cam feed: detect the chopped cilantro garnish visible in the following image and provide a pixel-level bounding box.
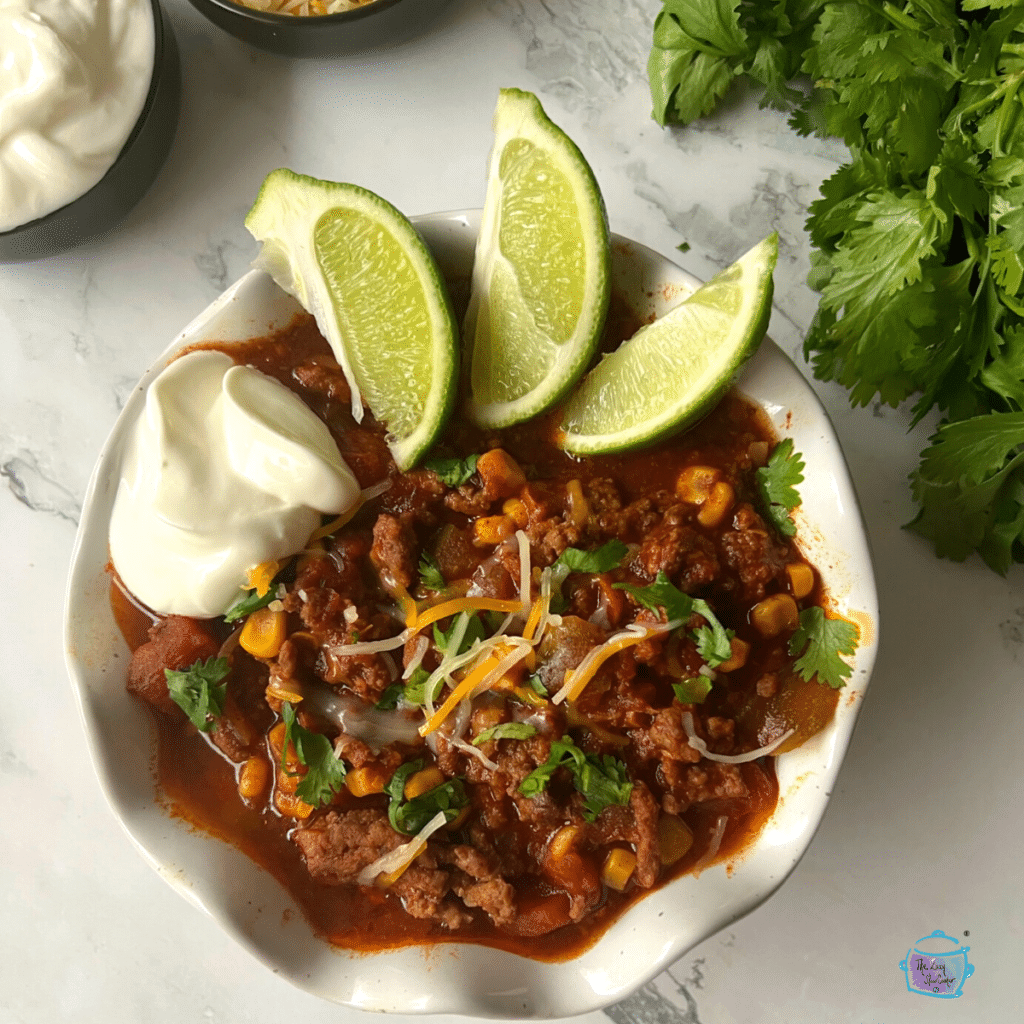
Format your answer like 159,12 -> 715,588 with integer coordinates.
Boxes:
224,587 -> 276,623
165,657 -> 229,732
692,613 -> 735,669
525,673 -> 548,696
433,613 -> 486,656
403,666 -> 444,707
472,722 -> 538,746
788,607 -> 859,690
280,701 -> 347,807
418,551 -> 446,592
552,539 -> 629,576
385,759 -> 468,835
672,676 -> 713,705
615,571 -> 692,621
423,454 -> 479,487
519,736 -> 633,823
756,438 -> 804,537
374,683 -> 405,710
614,572 -> 733,666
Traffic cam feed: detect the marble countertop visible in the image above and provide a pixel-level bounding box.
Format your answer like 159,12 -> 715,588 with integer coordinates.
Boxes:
2,1 -> 1020,1022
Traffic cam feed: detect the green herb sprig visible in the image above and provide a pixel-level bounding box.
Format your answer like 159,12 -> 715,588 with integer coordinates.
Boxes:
648,0 -> 1024,572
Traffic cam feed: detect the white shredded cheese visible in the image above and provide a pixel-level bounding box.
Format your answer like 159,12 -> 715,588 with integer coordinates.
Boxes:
680,711 -> 795,763
324,628 -> 412,656
356,811 -> 447,887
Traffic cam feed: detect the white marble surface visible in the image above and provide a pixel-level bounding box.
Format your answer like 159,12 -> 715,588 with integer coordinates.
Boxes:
1,1 -> 1021,1022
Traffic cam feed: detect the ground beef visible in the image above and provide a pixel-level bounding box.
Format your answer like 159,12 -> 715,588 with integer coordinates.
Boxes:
526,518 -> 581,566
444,484 -> 492,516
294,809 -> 405,885
635,507 -> 719,590
127,615 -> 222,718
370,513 -> 419,589
720,503 -> 786,601
661,761 -> 749,814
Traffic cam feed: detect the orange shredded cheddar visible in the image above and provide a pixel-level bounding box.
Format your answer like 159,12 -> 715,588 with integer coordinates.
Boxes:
557,632 -> 651,703
412,597 -> 522,632
420,653 -> 503,736
246,559 -> 281,597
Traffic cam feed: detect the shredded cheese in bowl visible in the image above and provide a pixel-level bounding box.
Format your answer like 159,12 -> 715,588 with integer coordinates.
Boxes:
235,0 -> 376,15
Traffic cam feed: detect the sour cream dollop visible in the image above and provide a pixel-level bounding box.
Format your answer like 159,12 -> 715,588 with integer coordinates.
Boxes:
110,350 -> 361,618
0,0 -> 155,233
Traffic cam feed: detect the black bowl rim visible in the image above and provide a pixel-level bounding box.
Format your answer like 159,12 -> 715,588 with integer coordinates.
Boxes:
0,0 -> 167,241
196,0 -> 406,27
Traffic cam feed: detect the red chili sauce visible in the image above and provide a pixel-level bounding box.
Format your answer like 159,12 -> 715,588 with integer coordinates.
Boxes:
112,311 -> 839,960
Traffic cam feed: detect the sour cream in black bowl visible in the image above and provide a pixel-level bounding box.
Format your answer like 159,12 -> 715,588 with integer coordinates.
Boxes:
0,0 -> 180,263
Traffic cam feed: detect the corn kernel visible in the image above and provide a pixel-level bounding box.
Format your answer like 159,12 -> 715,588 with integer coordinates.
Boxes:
239,607 -> 287,659
345,766 -> 388,797
276,766 -> 302,795
658,816 -> 694,865
750,593 -> 800,637
786,562 -> 815,599
697,481 -> 735,528
404,767 -> 445,800
717,637 -> 750,673
601,848 -> 637,891
547,825 -> 581,864
676,465 -> 720,505
502,497 -> 529,528
473,515 -> 516,546
268,722 -> 302,772
274,789 -> 313,819
237,756 -> 270,801
477,448 -> 527,499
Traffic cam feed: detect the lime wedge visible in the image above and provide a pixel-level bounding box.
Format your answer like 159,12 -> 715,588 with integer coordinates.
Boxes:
245,169 -> 458,470
559,234 -> 778,454
464,88 -> 611,429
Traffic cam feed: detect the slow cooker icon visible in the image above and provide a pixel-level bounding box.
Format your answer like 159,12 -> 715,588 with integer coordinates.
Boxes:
899,929 -> 975,998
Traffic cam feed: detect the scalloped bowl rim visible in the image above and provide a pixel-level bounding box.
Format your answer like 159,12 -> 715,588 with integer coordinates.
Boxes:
64,209 -> 878,1019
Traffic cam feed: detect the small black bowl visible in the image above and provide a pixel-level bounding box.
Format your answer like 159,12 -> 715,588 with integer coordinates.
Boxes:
0,0 -> 181,264
186,0 -> 452,57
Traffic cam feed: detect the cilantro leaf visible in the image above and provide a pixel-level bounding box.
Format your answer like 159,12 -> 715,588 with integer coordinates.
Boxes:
690,600 -> 735,668
385,760 -> 468,835
402,666 -> 444,707
418,551 -> 446,592
423,454 -> 478,487
673,676 -> 713,704
280,701 -> 347,807
519,736 -> 633,822
374,683 -> 405,710
787,607 -> 859,690
646,0 -> 1024,573
165,657 -> 229,732
614,574 -> 733,665
552,540 -> 629,576
756,439 -> 805,537
472,722 -> 538,746
224,587 -> 276,623
433,613 -> 486,656
615,570 -> 693,621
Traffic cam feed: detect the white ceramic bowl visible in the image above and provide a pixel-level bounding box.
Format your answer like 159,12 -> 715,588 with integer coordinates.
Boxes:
64,210 -> 879,1018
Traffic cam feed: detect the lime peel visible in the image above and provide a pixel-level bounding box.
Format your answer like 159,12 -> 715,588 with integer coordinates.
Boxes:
245,169 -> 458,470
560,234 -> 778,455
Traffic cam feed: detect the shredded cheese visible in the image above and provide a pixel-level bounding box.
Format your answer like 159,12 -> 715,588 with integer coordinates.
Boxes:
402,635 -> 429,679
325,628 -> 411,656
420,639 -> 531,736
412,596 -> 522,632
679,711 -> 795,763
552,625 -> 654,704
515,529 -> 531,608
356,810 -> 447,887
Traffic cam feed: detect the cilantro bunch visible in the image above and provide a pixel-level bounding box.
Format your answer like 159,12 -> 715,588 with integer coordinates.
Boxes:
649,0 -> 1024,573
